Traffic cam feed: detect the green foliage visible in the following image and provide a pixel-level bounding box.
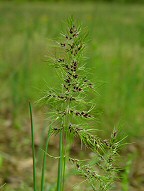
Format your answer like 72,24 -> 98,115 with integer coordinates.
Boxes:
0,1 -> 143,137
2,0 -> 144,4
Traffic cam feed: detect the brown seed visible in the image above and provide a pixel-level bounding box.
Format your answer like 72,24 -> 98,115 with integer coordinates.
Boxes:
54,128 -> 58,130
76,163 -> 80,169
60,43 -> 66,47
73,33 -> 78,37
113,131 -> 117,137
103,139 -> 109,146
64,84 -> 69,91
78,46 -> 81,51
70,28 -> 73,34
73,74 -> 78,78
83,113 -> 88,118
76,112 -> 80,116
73,61 -> 77,66
68,72 -> 72,76
58,58 -> 64,62
65,78 -> 71,83
65,65 -> 69,70
69,97 -> 75,101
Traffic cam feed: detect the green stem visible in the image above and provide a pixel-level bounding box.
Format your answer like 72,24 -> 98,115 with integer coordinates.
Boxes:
41,125 -> 52,191
29,102 -> 37,191
57,127 -> 64,191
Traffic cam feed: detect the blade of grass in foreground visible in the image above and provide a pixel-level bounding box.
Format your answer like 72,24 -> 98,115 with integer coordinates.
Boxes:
29,102 -> 37,191
57,128 -> 64,191
41,125 -> 52,191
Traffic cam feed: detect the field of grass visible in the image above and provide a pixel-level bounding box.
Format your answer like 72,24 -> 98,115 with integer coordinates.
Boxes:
0,1 -> 144,190
1,2 -> 144,137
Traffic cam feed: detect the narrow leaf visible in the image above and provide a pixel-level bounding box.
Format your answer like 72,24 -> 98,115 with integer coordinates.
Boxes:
41,125 -> 52,191
29,102 -> 37,191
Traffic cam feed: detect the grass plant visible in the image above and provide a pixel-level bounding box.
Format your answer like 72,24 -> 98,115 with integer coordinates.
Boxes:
29,17 -> 124,191
0,2 -> 143,191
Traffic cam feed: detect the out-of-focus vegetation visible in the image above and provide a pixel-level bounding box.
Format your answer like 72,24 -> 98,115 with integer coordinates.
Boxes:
1,0 -> 144,3
1,2 -> 144,138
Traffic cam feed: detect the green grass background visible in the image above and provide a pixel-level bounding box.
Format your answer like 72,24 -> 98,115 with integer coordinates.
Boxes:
0,2 -> 144,139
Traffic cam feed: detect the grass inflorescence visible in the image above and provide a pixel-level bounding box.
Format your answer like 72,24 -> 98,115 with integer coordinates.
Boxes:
30,17 -> 124,191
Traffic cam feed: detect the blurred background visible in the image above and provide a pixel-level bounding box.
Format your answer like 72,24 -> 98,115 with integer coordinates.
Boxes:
0,0 -> 144,190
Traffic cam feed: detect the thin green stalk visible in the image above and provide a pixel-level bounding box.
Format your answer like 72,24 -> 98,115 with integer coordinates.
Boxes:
41,125 -> 52,191
0,183 -> 6,189
62,154 -> 66,189
29,102 -> 37,191
57,128 -> 64,191
62,101 -> 70,187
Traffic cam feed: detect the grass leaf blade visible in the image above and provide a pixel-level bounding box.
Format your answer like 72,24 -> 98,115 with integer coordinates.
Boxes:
29,102 -> 37,191
57,129 -> 64,191
41,125 -> 52,191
